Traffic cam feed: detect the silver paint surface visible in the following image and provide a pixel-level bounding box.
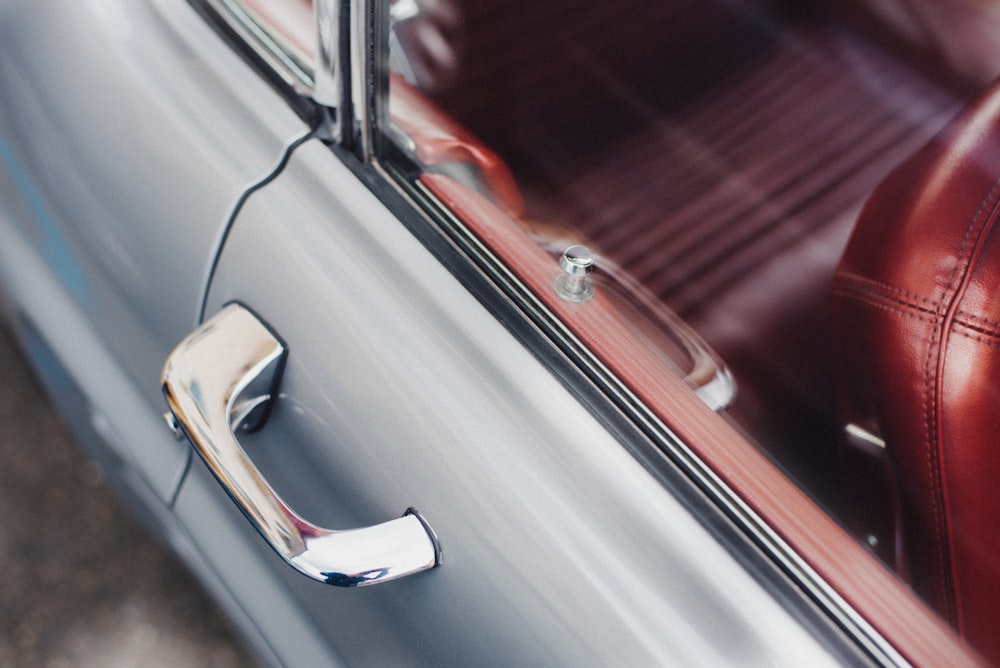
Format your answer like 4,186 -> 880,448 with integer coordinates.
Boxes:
0,0 -> 305,497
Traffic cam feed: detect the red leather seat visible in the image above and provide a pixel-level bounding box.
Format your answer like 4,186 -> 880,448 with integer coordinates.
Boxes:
830,84 -> 1000,662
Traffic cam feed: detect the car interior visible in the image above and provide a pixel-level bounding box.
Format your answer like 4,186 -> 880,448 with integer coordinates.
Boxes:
244,0 -> 1000,660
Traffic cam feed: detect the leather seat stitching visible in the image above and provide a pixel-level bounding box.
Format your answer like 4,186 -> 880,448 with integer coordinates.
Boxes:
830,287 -> 938,322
922,177 -> 1000,625
955,310 -> 1000,330
952,313 -> 1000,340
951,326 -> 1000,347
832,273 -> 938,309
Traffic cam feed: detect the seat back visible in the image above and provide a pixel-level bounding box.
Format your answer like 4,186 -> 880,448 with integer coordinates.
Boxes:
830,83 -> 1000,663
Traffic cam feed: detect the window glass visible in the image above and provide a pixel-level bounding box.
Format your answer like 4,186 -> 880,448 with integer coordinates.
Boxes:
380,0 -> 995,652
384,0 -> 955,503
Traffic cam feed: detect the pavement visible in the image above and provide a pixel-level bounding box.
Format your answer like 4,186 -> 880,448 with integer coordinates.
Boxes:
0,327 -> 260,668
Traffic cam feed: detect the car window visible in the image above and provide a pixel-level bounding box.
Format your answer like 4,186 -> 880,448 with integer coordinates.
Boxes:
382,0 -> 947,517
376,0 -> 996,661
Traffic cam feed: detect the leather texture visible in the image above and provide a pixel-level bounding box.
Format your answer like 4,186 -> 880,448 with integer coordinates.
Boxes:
831,83 -> 1000,663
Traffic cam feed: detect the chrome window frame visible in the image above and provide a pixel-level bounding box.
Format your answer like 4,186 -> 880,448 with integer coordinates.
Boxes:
200,0 -> 316,94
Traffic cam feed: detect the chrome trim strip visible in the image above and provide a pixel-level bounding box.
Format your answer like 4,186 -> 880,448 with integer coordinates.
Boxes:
202,0 -> 315,94
348,0 -> 363,155
313,0 -> 342,113
348,0 -> 395,161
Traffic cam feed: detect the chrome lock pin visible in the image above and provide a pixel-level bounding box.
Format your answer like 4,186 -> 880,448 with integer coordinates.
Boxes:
556,245 -> 596,302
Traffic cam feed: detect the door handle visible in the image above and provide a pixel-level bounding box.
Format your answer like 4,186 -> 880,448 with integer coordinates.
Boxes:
162,303 -> 440,586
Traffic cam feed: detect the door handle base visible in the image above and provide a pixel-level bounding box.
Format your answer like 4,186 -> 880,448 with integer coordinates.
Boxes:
162,303 -> 440,586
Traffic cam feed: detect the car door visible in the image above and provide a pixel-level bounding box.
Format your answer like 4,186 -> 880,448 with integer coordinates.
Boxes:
159,2 -> 874,666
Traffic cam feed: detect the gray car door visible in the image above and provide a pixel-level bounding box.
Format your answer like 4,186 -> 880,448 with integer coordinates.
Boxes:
173,132 -> 851,666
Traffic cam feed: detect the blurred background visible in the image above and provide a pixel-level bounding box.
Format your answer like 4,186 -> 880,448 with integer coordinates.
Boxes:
0,328 -> 260,668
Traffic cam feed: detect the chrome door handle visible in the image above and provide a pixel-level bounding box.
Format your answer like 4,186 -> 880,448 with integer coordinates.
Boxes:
162,303 -> 440,586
